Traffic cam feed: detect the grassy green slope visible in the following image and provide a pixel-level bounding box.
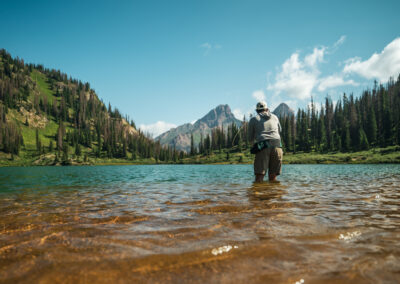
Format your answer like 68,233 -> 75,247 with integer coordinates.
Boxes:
30,70 -> 56,103
0,69 -> 162,166
1,69 -> 87,165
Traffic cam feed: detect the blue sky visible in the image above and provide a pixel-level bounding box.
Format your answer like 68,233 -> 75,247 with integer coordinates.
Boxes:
1,0 -> 400,136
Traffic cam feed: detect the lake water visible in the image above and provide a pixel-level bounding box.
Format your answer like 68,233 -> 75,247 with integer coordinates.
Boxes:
0,164 -> 399,283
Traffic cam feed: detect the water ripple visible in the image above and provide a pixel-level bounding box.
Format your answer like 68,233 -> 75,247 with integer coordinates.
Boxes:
0,164 -> 399,283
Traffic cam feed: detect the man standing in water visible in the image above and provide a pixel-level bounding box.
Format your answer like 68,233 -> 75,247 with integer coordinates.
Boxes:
248,102 -> 283,182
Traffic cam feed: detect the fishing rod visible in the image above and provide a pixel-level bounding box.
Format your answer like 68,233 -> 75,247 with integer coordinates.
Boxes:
231,111 -> 255,144
232,123 -> 245,145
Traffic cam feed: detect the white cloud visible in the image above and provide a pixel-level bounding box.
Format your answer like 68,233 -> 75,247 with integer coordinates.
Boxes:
305,47 -> 325,67
200,42 -> 222,56
307,101 -> 321,112
267,94 -> 298,113
232,108 -> 245,120
318,75 -> 358,91
267,51 -> 320,100
233,107 -> 254,120
201,42 -> 211,49
252,90 -> 266,103
343,37 -> 400,81
266,36 -> 359,100
333,35 -> 346,50
139,121 -> 177,138
283,100 -> 298,112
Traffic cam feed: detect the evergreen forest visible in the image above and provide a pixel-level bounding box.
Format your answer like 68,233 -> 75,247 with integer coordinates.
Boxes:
0,49 -> 185,165
191,77 -> 400,157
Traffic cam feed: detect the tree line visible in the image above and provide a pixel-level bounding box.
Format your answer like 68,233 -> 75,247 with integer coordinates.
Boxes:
2,48 -> 399,160
279,77 -> 400,153
191,119 -> 248,156
190,75 -> 400,156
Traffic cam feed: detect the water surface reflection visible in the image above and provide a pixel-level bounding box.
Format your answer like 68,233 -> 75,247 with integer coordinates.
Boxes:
0,165 -> 399,283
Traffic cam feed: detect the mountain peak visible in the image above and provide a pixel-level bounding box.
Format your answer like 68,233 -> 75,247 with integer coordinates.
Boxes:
156,104 -> 241,152
215,104 -> 231,112
195,104 -> 237,129
273,103 -> 294,117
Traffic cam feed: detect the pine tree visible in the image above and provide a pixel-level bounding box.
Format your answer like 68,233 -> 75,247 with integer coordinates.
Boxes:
49,140 -> 53,152
173,145 -> 177,163
199,133 -> 204,155
366,106 -> 377,146
383,97 -> 394,146
397,121 -> 400,145
190,133 -> 195,156
75,143 -> 81,157
335,133 -> 342,152
325,97 -> 333,150
349,95 -> 359,150
237,133 -> 242,152
359,128 -> 369,150
35,128 -> 41,154
317,108 -> 327,151
204,134 -> 211,155
62,144 -> 69,164
291,114 -> 296,153
343,122 -> 351,152
56,121 -> 65,151
54,153 -> 59,164
310,98 -> 318,150
285,116 -> 292,152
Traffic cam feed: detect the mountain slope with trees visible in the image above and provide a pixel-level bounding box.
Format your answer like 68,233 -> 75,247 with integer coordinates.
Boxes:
0,49 -> 185,165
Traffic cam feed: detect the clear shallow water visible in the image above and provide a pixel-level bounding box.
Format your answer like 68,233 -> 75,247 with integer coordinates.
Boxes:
0,164 -> 399,283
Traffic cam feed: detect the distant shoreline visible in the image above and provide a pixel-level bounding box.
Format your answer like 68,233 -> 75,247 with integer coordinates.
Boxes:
1,146 -> 399,167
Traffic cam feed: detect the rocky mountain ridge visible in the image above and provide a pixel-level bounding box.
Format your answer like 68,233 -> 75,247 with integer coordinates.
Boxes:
156,103 -> 293,152
156,104 -> 241,152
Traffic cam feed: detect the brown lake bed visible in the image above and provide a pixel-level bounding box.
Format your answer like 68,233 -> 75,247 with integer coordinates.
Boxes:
0,165 -> 399,283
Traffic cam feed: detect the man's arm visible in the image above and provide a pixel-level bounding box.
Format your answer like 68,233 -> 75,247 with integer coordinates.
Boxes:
273,114 -> 282,133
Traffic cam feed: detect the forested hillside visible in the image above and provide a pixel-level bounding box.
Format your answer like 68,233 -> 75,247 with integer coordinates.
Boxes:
0,49 -> 185,165
188,77 -> 400,157
279,78 -> 400,153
